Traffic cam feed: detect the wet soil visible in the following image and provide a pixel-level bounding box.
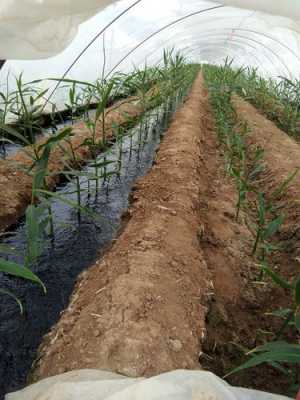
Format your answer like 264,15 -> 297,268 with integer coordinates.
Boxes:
0,97 -> 142,233
0,106 -> 172,399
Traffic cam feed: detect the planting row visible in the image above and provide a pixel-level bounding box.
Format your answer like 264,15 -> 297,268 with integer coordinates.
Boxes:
0,52 -> 199,398
0,52 -> 196,233
30,72 -> 209,383
203,63 -> 300,396
218,60 -> 300,139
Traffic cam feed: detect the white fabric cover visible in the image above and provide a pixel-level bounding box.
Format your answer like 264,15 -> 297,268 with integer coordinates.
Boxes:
5,370 -> 292,400
0,0 -> 299,113
0,0 -> 117,59
217,1 -> 300,20
0,0 -> 300,60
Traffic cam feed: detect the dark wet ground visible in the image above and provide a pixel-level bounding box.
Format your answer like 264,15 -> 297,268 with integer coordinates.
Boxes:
0,101 -> 177,399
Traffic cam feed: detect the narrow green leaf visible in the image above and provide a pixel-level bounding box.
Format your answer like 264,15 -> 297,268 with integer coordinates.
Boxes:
89,160 -> 116,168
258,193 -> 266,225
294,314 -> 300,332
0,124 -> 30,145
0,244 -> 20,255
260,265 -> 293,290
0,138 -> 16,145
47,77 -> 96,88
32,145 -> 51,192
272,168 -> 300,200
34,89 -> 49,102
250,341 -> 300,354
227,347 -> 300,377
267,309 -> 292,319
294,277 -> 300,307
0,259 -> 46,293
262,215 -> 284,240
38,127 -> 73,152
36,189 -> 102,221
25,205 -> 45,265
0,288 -> 23,314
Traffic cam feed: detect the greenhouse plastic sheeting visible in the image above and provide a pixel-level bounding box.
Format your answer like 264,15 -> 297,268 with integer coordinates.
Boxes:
0,0 -> 115,59
0,0 -> 299,60
217,1 -> 300,20
5,370 -> 292,400
0,1 -> 299,64
1,1 -> 300,111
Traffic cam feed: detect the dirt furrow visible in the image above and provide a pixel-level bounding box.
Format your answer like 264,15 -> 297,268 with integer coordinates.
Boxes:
232,95 -> 300,259
26,78 -> 299,395
193,89 -> 294,395
14,73 -> 299,397
192,92 -> 300,395
31,74 -> 210,381
0,98 -> 141,233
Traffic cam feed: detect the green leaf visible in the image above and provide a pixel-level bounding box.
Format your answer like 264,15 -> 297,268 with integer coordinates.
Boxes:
258,193 -> 266,225
260,265 -> 292,290
60,170 -> 100,180
272,168 -> 300,200
249,164 -> 264,179
34,89 -> 49,102
0,138 -> 16,145
294,314 -> 300,332
0,124 -> 30,145
25,204 -> 45,265
267,309 -> 292,319
262,215 -> 284,240
38,127 -> 73,152
89,160 -> 116,168
261,242 -> 281,253
0,259 -> 46,293
36,189 -> 102,222
269,361 -> 291,376
251,341 -> 300,354
287,383 -> 300,397
0,244 -> 20,255
226,342 -> 300,377
47,77 -> 96,89
294,277 -> 300,307
32,145 -> 51,192
0,288 -> 23,314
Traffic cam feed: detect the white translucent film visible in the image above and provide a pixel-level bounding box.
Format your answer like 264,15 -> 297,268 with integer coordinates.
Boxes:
1,0 -> 300,110
0,0 -> 117,59
0,0 -> 299,59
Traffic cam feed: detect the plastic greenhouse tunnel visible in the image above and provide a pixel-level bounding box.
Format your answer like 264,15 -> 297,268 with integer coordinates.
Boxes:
1,1 -> 300,399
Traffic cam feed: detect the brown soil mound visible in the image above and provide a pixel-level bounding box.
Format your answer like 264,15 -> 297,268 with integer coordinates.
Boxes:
197,93 -> 299,395
233,95 -> 300,260
28,79 -> 299,396
0,98 -> 141,233
31,74 -> 211,380
232,95 -> 300,202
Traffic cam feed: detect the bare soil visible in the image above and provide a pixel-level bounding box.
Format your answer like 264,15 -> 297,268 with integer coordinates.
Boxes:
199,94 -> 300,395
232,95 -> 300,256
31,73 -> 210,380
24,79 -> 300,395
0,98 -> 142,233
